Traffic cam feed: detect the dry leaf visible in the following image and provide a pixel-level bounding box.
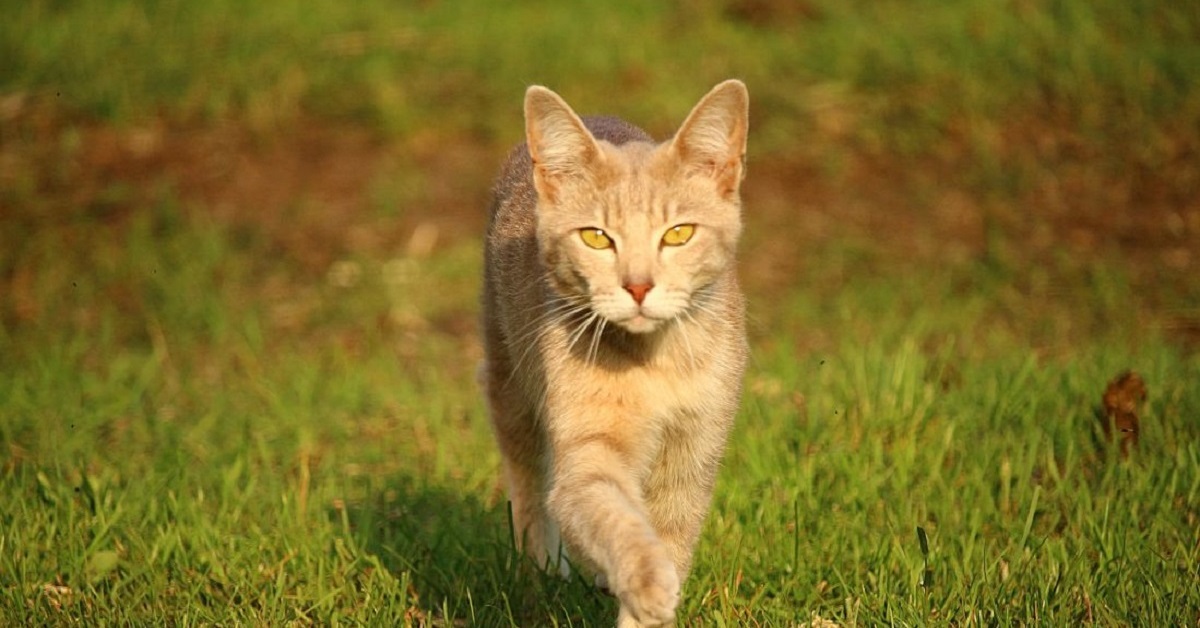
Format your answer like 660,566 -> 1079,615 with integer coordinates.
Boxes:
1099,370 -> 1146,456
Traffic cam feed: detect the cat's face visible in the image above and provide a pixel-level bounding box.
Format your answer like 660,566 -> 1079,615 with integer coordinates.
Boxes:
525,81 -> 748,335
535,144 -> 741,334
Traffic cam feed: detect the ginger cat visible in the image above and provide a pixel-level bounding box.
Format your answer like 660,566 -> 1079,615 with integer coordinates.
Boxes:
481,80 -> 749,628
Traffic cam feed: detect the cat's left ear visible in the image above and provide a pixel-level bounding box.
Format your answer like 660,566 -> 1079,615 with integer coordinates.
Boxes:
669,79 -> 749,199
524,86 -> 602,204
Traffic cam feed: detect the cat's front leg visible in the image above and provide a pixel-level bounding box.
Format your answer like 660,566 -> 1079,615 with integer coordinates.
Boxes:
611,539 -> 680,628
547,433 -> 680,627
643,416 -> 734,582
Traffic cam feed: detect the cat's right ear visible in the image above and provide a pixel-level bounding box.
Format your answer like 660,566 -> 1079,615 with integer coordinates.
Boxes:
524,86 -> 601,203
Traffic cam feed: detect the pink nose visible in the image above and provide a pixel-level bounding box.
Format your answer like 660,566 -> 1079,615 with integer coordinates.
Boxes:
624,283 -> 653,305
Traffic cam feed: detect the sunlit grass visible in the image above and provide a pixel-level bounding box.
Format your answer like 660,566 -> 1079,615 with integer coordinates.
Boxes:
3,198 -> 1197,624
4,0 -> 1197,161
2,1 -> 1198,624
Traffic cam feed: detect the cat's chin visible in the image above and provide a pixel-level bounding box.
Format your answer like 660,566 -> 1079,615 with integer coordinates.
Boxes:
615,315 -> 664,335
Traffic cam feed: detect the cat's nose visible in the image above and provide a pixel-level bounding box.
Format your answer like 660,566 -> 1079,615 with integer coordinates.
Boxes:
623,282 -> 654,305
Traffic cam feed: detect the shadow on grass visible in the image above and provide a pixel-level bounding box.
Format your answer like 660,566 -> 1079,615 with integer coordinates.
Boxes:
336,476 -> 613,625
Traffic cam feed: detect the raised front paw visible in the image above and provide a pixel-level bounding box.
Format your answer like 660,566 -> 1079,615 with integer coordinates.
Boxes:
615,550 -> 680,628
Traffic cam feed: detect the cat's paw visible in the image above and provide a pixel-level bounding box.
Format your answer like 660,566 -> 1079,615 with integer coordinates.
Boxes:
615,550 -> 680,628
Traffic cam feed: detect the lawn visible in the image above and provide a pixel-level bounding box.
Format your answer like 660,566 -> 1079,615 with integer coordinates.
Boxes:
2,1 -> 1198,625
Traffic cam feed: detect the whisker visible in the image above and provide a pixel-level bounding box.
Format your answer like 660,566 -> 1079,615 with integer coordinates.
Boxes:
506,299 -> 585,349
507,300 -> 585,347
587,317 -> 607,367
565,311 -> 599,357
686,294 -> 727,320
503,295 -> 592,384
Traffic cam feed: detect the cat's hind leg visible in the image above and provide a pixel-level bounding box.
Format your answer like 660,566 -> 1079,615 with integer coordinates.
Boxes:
482,360 -> 563,573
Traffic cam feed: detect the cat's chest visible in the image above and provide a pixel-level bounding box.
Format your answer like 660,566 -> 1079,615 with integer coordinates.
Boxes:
545,338 -> 741,426
635,365 -> 731,424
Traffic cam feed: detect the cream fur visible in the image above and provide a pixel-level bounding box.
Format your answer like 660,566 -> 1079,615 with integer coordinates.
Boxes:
481,80 -> 749,628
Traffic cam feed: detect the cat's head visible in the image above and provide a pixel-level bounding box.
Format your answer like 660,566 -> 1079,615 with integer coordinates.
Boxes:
524,80 -> 748,335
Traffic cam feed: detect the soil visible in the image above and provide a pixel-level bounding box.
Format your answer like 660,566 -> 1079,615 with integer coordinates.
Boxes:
3,105 -> 1197,348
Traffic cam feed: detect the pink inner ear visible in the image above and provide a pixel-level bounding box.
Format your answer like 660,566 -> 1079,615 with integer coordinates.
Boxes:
691,156 -> 742,199
717,160 -> 742,198
531,161 -> 562,204
524,110 -> 599,205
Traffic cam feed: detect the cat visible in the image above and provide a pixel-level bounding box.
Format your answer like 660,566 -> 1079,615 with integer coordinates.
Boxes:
480,79 -> 749,628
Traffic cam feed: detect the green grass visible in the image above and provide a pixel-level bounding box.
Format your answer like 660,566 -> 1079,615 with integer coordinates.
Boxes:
3,198 -> 1197,625
3,0 -> 1200,625
5,0 -> 1198,159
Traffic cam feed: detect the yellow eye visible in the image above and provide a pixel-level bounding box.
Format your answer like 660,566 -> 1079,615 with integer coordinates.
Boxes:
579,228 -> 613,250
661,224 -> 695,246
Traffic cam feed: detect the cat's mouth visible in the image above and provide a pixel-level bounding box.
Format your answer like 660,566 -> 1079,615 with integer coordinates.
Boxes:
619,314 -> 660,334
590,292 -> 684,334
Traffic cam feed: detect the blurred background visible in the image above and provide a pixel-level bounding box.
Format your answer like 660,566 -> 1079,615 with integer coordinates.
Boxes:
4,1 -> 1196,334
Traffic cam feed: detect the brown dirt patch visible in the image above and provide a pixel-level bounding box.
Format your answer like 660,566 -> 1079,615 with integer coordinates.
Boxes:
3,106 -> 1197,349
2,109 -> 500,273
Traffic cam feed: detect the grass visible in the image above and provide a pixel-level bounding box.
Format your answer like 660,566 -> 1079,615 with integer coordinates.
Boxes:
5,1 -> 1198,157
3,200 -> 1197,624
3,0 -> 1199,625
